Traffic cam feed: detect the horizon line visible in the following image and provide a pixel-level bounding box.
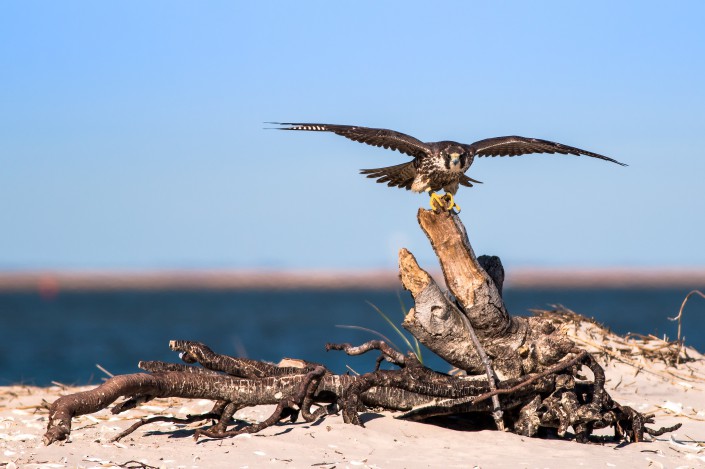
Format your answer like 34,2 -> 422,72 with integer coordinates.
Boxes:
0,267 -> 704,292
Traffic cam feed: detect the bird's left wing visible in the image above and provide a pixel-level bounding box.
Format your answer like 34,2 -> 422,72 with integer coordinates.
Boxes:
270,123 -> 432,159
466,136 -> 626,166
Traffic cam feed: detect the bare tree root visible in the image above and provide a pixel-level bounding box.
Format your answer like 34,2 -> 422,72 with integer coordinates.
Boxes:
326,340 -> 408,367
43,363 -> 337,445
169,340 -> 322,378
193,365 -> 329,440
42,209 -> 683,446
110,411 -> 223,443
43,337 -> 680,445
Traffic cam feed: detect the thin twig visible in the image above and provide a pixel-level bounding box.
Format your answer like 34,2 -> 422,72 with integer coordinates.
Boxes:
335,325 -> 402,353
448,299 -> 505,431
110,412 -> 221,442
96,363 -> 114,378
471,350 -> 589,406
326,341 -> 407,367
668,290 -> 705,364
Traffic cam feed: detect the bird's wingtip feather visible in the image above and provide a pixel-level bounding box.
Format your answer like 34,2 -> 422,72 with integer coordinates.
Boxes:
263,122 -> 306,130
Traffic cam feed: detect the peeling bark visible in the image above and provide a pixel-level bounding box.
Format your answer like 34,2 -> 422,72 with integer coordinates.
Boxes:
399,248 -> 484,373
416,209 -> 510,338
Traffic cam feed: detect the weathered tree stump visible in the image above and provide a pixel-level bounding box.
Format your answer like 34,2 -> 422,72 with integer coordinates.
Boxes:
401,210 -> 575,381
43,209 -> 680,445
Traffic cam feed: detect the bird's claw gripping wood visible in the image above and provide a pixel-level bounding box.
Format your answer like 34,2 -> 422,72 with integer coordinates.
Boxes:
429,191 -> 460,213
442,192 -> 461,213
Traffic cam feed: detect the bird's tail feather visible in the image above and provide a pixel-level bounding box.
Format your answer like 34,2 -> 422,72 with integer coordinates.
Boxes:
360,162 -> 416,190
459,174 -> 483,187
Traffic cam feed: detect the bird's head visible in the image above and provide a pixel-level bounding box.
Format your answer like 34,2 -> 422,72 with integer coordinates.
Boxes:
440,144 -> 467,171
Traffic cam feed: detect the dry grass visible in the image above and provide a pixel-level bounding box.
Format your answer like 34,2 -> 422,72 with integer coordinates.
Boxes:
534,305 -> 705,385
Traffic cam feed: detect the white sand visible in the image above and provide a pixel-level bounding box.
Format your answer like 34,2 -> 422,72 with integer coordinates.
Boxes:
2,352 -> 704,469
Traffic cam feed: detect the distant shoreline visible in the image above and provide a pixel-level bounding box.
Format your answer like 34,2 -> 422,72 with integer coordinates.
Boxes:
0,268 -> 704,292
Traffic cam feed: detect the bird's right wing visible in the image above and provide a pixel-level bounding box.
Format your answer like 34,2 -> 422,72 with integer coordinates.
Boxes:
271,123 -> 432,159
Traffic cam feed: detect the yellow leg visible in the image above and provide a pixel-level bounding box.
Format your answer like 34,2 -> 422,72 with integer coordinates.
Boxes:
428,191 -> 446,211
442,193 -> 461,213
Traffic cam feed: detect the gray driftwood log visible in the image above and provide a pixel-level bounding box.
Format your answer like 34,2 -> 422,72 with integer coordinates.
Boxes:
42,208 -> 679,445
401,209 -> 574,381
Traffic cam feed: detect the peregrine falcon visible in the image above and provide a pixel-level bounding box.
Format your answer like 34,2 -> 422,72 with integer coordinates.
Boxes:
273,123 -> 626,212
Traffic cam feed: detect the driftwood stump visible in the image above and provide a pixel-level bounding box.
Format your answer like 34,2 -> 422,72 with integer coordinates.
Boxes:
400,210 -> 574,380
43,209 -> 679,445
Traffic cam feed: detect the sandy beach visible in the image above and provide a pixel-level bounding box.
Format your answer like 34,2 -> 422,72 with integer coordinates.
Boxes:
2,339 -> 705,469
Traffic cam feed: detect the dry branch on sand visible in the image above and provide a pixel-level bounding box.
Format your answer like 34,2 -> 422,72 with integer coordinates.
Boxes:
43,209 -> 682,446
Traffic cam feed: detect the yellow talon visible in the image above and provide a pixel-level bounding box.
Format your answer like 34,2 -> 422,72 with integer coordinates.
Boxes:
428,191 -> 461,212
429,191 -> 446,211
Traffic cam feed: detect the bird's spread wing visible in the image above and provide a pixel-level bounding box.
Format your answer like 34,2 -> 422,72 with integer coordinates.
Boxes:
271,123 -> 431,159
466,136 -> 626,166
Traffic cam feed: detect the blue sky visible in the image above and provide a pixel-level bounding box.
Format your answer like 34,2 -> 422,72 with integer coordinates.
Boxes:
1,1 -> 704,270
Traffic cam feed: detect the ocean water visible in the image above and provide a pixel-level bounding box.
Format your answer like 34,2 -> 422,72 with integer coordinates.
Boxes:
0,288 -> 702,386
